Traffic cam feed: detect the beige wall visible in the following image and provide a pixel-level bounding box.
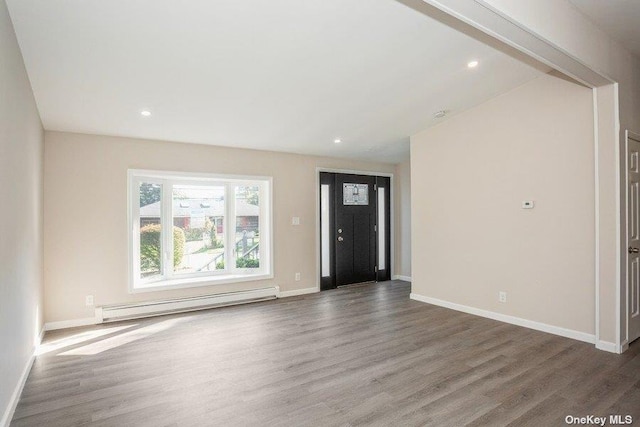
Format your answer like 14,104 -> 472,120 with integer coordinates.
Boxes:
485,0 -> 640,348
394,159 -> 411,278
0,0 -> 44,423
410,74 -> 595,335
43,131 -> 396,323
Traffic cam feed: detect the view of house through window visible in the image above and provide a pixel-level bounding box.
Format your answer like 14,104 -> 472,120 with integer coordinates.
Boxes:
171,184 -> 226,274
131,171 -> 271,290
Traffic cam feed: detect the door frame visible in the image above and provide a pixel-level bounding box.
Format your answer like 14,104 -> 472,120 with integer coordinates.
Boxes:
314,168 -> 394,292
623,130 -> 640,351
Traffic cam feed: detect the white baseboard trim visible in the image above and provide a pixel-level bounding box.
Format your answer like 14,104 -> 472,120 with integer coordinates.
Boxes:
278,287 -> 318,298
44,317 -> 98,331
410,293 -> 596,345
620,340 -> 629,354
392,275 -> 412,282
595,340 -> 619,353
1,327 -> 44,427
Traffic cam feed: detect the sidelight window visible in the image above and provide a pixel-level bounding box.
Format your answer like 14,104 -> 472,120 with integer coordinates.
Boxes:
129,170 -> 272,292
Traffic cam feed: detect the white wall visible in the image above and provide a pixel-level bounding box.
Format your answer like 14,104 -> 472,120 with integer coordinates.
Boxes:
411,74 -> 595,336
43,131 -> 398,323
0,0 -> 44,425
394,159 -> 411,279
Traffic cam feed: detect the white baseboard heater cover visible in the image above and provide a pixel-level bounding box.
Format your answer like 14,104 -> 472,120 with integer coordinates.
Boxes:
96,287 -> 279,323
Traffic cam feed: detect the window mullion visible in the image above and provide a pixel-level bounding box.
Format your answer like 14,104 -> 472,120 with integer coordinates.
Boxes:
258,182 -> 265,274
228,184 -> 235,274
132,177 -> 142,282
264,182 -> 269,274
163,180 -> 174,279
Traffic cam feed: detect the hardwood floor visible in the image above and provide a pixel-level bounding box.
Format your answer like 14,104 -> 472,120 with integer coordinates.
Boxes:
11,281 -> 640,426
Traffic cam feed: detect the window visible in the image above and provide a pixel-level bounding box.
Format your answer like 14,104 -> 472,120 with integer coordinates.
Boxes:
129,170 -> 272,291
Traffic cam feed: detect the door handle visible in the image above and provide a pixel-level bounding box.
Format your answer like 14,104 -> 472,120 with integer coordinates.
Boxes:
629,247 -> 639,254
337,236 -> 344,242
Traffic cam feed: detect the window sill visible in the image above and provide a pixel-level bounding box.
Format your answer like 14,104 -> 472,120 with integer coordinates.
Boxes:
131,272 -> 273,293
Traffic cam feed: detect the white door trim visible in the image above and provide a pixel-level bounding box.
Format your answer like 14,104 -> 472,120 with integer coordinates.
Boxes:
614,87 -> 622,352
593,89 -> 601,347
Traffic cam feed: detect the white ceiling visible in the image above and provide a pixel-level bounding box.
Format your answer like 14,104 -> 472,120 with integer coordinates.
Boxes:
569,0 -> 640,58
7,0 -> 543,163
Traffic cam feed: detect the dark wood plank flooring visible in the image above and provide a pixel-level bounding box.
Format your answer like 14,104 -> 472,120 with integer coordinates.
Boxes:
11,281 -> 640,426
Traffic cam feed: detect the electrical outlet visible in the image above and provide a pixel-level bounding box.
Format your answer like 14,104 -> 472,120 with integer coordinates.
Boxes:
295,272 -> 301,281
85,295 -> 94,307
498,291 -> 507,303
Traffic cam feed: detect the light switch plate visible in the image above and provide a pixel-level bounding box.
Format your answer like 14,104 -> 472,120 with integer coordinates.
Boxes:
522,201 -> 535,209
292,217 -> 300,226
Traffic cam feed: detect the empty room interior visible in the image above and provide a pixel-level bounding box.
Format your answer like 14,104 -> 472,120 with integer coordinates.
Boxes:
2,0 -> 640,426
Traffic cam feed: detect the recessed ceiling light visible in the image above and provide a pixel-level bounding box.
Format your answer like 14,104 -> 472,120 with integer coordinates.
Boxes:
433,110 -> 447,119
467,60 -> 479,68
140,110 -> 152,117
334,138 -> 342,144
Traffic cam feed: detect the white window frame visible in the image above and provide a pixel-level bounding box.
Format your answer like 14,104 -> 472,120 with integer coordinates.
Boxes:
128,169 -> 273,293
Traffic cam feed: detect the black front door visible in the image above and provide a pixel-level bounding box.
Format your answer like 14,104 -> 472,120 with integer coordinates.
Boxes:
335,174 -> 377,286
319,172 -> 391,290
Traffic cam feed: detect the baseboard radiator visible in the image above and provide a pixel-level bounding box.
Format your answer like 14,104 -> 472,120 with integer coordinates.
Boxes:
95,287 -> 279,323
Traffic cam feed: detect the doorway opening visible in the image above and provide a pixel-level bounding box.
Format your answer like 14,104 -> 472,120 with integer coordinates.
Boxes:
319,172 -> 391,290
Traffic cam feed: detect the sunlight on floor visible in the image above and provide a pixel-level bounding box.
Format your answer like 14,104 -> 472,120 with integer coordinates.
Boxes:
37,324 -> 136,356
58,318 -> 183,356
